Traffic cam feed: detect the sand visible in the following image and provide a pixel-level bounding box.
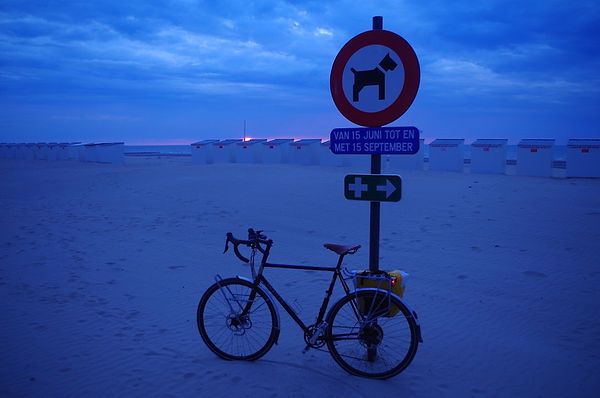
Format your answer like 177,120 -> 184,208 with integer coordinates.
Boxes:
1,156 -> 599,397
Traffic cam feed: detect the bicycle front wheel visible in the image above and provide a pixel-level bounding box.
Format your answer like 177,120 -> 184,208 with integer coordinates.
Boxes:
326,289 -> 419,379
197,277 -> 279,361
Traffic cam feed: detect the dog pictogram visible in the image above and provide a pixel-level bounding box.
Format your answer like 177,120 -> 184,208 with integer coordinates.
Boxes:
350,53 -> 398,102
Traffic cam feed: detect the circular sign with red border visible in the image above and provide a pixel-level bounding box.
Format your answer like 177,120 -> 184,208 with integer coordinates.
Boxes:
330,29 -> 420,127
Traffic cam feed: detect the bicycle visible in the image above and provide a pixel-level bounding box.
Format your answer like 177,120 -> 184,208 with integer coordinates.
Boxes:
196,228 -> 422,379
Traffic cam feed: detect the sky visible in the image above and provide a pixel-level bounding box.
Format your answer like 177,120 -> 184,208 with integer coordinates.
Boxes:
1,0 -> 599,145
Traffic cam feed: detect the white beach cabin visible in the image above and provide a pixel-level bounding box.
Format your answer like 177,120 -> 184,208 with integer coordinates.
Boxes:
319,141 -> 357,167
387,138 -> 425,171
68,143 -> 87,161
516,139 -> 555,177
235,139 -> 267,164
191,140 -> 219,164
58,143 -> 81,160
33,143 -> 47,160
261,139 -> 293,164
97,143 -> 125,163
428,139 -> 465,172
84,143 -> 99,162
320,141 -> 343,166
290,139 -> 321,165
566,139 -> 600,178
15,144 -> 27,159
470,139 -> 508,174
24,144 -> 36,160
47,143 -> 61,161
7,144 -> 17,159
211,139 -> 241,163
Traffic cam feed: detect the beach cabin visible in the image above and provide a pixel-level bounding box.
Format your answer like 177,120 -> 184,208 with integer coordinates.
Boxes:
84,143 -> 99,162
320,141 -> 343,166
46,143 -> 60,161
35,142 -> 48,160
566,139 -> 600,178
14,144 -> 26,159
22,144 -> 33,160
22,144 -> 31,159
96,142 -> 125,163
470,139 -> 508,174
211,139 -> 241,163
516,139 -> 555,177
387,139 -> 425,171
58,142 -> 76,160
28,144 -> 37,159
66,143 -> 86,161
5,144 -> 16,159
290,139 -> 321,165
428,139 -> 465,172
56,143 -> 71,160
319,141 -> 359,167
191,140 -> 219,164
11,144 -> 21,159
235,139 -> 267,164
262,139 -> 293,164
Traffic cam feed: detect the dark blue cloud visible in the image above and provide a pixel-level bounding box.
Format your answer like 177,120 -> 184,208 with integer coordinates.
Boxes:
0,0 -> 598,143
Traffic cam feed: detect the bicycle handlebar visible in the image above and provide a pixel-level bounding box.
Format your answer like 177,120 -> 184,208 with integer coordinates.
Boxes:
223,228 -> 272,263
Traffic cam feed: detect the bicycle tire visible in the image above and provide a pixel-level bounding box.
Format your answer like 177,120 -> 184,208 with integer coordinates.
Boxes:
197,277 -> 279,361
325,289 -> 419,379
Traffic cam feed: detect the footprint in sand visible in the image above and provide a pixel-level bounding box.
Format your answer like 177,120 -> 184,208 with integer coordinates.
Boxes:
523,270 -> 547,278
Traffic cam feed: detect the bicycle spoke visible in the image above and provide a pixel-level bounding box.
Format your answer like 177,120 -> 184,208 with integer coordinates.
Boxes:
197,278 -> 278,361
326,290 -> 419,379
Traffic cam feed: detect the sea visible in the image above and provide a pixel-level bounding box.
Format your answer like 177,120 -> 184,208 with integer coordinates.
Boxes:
125,145 -> 192,156
125,144 -> 568,161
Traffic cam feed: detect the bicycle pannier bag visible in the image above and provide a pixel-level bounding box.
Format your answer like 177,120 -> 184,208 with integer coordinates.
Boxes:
354,270 -> 408,317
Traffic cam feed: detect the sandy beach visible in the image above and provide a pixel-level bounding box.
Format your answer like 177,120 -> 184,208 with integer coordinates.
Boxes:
1,156 -> 599,397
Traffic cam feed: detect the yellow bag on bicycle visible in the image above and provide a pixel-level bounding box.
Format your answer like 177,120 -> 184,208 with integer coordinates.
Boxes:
354,270 -> 408,317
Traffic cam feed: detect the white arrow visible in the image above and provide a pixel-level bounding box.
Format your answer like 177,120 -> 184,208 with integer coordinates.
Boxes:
376,179 -> 397,199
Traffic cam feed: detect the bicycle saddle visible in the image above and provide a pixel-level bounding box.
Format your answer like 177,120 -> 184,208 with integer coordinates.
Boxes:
323,243 -> 361,255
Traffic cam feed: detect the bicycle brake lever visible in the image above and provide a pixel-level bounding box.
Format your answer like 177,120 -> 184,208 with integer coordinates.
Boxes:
223,233 -> 232,254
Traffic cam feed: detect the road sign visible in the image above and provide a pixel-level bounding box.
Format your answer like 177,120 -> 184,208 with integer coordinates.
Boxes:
344,174 -> 402,202
330,29 -> 420,127
330,126 -> 419,154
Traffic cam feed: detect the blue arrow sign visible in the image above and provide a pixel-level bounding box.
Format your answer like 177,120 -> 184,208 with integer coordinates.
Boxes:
330,126 -> 420,155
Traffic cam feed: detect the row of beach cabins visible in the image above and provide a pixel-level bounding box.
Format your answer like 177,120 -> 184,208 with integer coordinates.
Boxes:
189,138 -> 599,178
1,139 -> 599,178
0,142 -> 125,163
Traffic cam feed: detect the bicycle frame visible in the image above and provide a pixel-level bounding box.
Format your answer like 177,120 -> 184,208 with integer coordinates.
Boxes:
241,240 -> 355,338
255,261 -> 352,337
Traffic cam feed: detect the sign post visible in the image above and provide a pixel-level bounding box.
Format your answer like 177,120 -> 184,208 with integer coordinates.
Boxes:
344,174 -> 402,202
329,16 -> 420,272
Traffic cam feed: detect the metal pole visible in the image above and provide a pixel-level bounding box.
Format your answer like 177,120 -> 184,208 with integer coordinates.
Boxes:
369,16 -> 383,272
369,155 -> 381,272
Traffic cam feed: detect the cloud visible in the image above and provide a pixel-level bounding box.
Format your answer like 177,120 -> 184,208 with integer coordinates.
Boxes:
424,56 -> 598,106
1,0 -> 599,142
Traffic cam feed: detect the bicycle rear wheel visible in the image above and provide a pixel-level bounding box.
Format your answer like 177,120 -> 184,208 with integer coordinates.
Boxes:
326,289 -> 419,379
197,277 -> 279,361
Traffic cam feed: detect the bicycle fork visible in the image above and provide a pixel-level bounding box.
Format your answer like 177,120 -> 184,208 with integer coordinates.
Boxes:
215,274 -> 256,336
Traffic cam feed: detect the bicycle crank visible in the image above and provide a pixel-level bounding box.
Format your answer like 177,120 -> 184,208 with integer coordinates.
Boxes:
302,322 -> 327,352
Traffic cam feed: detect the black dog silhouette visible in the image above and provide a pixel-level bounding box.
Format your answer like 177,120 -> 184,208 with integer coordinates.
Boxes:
351,53 -> 398,102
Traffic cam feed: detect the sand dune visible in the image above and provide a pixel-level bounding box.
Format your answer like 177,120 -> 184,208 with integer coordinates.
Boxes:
1,156 -> 599,397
